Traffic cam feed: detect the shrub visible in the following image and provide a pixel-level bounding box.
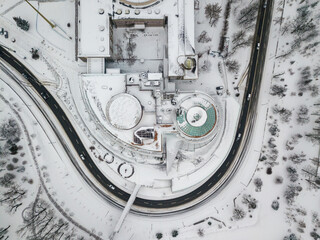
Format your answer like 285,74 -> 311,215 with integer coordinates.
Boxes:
275,176 -> 283,184
156,233 -> 163,239
271,200 -> 279,210
172,230 -> 178,237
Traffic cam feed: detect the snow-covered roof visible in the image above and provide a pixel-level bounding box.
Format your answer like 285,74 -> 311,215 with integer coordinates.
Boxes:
113,0 -> 196,78
79,0 -> 196,78
106,93 -> 143,130
78,0 -> 113,57
167,0 -> 196,77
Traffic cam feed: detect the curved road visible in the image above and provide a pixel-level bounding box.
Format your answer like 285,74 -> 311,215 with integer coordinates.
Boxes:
0,0 -> 273,212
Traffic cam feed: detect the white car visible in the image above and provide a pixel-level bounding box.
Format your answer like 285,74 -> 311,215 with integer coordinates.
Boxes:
263,0 -> 267,8
79,153 -> 85,161
40,92 -> 49,100
236,133 -> 242,141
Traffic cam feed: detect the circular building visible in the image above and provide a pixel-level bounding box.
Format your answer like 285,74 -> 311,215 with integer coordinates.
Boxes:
106,93 -> 142,130
176,94 -> 217,139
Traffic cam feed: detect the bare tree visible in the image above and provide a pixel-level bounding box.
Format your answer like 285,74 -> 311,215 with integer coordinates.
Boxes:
268,121 -> 280,136
253,178 -> 263,192
281,22 -> 291,36
273,105 -> 292,122
296,105 -> 310,125
18,197 -> 87,240
205,3 -> 222,27
266,148 -> 279,167
237,1 -> 259,29
30,48 -> 40,60
302,163 -> 320,190
273,16 -> 284,25
114,42 -> 123,60
306,132 -> 320,144
0,173 -> 15,188
268,137 -> 276,149
197,31 -> 212,43
310,231 -> 320,240
281,5 -> 319,54
200,60 -> 212,73
0,118 -> 21,141
270,84 -> 287,98
289,152 -> 306,164
276,48 -> 294,59
297,67 -> 318,96
231,33 -> 253,54
0,184 -> 26,213
198,228 -> 204,237
232,30 -> 246,44
233,206 -> 246,220
310,85 -> 319,97
284,185 -> 302,205
287,166 -> 299,182
0,225 -> 10,240
285,134 -> 302,151
298,66 -> 313,92
313,65 -> 320,78
283,233 -> 298,240
290,5 -> 318,42
126,40 -> 137,66
242,194 -> 257,209
225,59 -> 240,73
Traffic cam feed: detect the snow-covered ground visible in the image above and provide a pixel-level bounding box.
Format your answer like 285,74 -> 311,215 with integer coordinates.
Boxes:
0,0 -> 319,239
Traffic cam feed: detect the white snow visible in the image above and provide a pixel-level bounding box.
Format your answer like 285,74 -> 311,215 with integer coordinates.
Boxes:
107,93 -> 142,130
78,0 -> 112,58
1,0 -> 319,239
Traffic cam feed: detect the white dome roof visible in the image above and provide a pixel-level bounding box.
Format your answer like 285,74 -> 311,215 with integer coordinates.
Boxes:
106,93 -> 142,130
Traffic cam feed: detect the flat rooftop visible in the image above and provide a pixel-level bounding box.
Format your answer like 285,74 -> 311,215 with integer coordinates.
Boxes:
78,0 -> 112,58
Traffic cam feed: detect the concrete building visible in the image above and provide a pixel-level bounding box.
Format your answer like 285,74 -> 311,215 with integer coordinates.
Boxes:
77,0 -> 198,79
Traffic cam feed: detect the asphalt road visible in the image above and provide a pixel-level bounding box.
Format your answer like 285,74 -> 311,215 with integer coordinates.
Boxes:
0,0 -> 273,212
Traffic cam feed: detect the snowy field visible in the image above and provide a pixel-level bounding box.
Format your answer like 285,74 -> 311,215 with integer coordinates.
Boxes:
0,0 -> 319,239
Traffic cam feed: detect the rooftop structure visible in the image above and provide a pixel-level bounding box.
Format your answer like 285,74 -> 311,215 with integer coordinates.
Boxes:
78,0 -> 216,165
106,93 -> 142,130
176,95 -> 217,139
78,0 -> 198,79
78,0 -> 113,58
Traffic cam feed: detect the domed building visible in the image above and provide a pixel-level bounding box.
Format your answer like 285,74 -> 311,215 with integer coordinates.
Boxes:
176,94 -> 218,140
106,93 -> 142,130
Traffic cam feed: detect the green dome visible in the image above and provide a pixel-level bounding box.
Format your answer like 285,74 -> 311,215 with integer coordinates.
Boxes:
176,100 -> 216,138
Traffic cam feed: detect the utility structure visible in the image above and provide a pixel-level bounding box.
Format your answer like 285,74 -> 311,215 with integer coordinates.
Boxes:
24,0 -> 56,28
